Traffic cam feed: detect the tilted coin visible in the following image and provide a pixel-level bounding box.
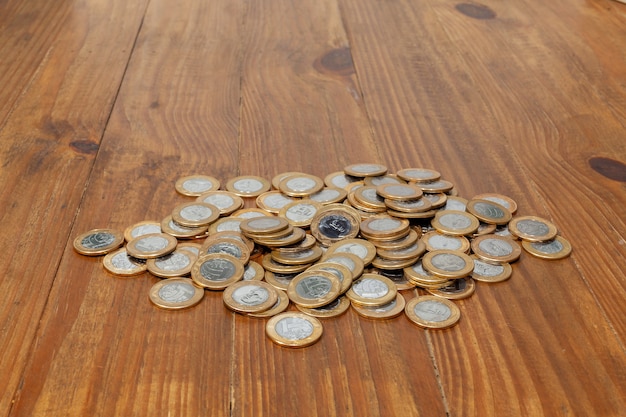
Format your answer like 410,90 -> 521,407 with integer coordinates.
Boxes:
386,209 -> 437,219
310,204 -> 361,246
171,201 -> 220,227
253,226 -> 306,247
324,171 -> 360,189
126,233 -> 177,259
371,229 -> 420,251
307,262 -> 353,294
324,238 -> 377,265
255,191 -> 298,214
287,270 -> 341,308
308,187 -> 348,205
177,242 -> 203,257
471,234 -> 522,264
149,278 -> 204,310
278,174 -> 324,197
272,234 -> 317,254
223,280 -> 278,314
472,193 -> 518,214
376,240 -> 426,261
264,270 -> 299,291
442,196 -> 468,212
360,215 -> 410,239
353,186 -> 387,210
345,274 -> 397,307
320,252 -> 365,280
271,245 -> 324,265
472,222 -> 497,237
347,190 -> 387,213
196,191 -> 244,216
376,183 -> 423,201
363,174 -> 406,187
466,199 -> 512,225
161,215 -> 208,239
370,255 -> 420,270
203,231 -> 255,252
427,277 -> 476,300
123,220 -> 162,243
261,254 -> 312,274
73,228 -> 124,256
352,293 -> 406,319
521,235 -> 572,260
470,255 -> 512,283
403,259 -> 451,287
422,231 -> 471,253
103,248 -> 147,276
344,163 -> 388,178
422,193 -> 448,209
147,249 -> 198,278
422,250 -> 474,279
296,296 -> 351,318
243,260 -> 265,281
396,168 -> 441,183
415,179 -> 454,193
405,295 -> 460,329
208,217 -> 244,235
384,197 -> 432,213
431,210 -> 480,236
200,237 -> 250,264
278,199 -> 322,227
266,312 -> 323,348
231,208 -> 272,219
371,268 -> 416,290
240,216 -> 290,236
225,175 -> 271,197
272,171 -> 306,190
248,290 -> 290,318
191,253 -> 244,290
175,175 -> 220,197
508,216 -> 558,242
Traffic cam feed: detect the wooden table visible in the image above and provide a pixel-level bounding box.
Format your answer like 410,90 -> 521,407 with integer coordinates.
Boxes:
1,0 -> 625,415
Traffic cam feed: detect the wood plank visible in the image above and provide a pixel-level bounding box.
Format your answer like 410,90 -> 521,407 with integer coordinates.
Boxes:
0,1 -> 150,415
337,0 -> 626,415
9,0 -> 243,415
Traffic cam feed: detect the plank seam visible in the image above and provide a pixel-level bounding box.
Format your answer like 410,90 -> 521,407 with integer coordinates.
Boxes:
425,331 -> 451,417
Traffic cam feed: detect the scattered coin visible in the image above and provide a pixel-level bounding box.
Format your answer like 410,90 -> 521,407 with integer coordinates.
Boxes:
73,228 -> 124,256
346,274 -> 397,307
126,233 -> 178,259
103,248 -> 147,276
191,253 -> 244,290
405,295 -> 460,329
521,235 -> 572,260
225,175 -> 271,197
471,234 -> 522,264
296,296 -> 351,318
147,249 -> 197,278
466,199 -> 512,225
266,312 -> 323,348
508,215 -> 558,242
352,293 -> 406,319
123,220 -> 162,243
175,175 -> 220,197
223,280 -> 279,314
149,278 -> 204,310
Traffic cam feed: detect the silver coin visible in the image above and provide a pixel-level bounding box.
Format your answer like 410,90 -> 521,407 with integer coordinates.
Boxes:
352,278 -> 389,299
274,317 -> 314,340
232,285 -> 270,306
431,253 -> 467,272
296,276 -> 333,299
413,300 -> 452,322
81,232 -> 116,249
478,238 -> 514,257
199,258 -> 236,281
200,194 -> 235,209
158,281 -> 196,303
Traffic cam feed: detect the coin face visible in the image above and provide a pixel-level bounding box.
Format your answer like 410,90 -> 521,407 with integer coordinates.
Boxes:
405,296 -> 460,329
325,238 -> 376,265
352,293 -> 406,319
226,175 -> 271,197
191,253 -> 244,290
472,193 -> 517,214
175,175 -> 220,196
431,211 -> 479,236
508,216 -> 558,242
470,255 -> 512,283
522,236 -> 572,260
422,250 -> 474,279
74,229 -> 124,256
172,202 -> 220,227
344,163 -> 388,177
196,191 -> 244,216
266,312 -> 323,348
126,233 -> 177,259
287,270 -> 341,308
149,278 -> 204,310
279,174 -> 324,197
103,248 -> 147,276
471,235 -> 522,263
223,281 -> 278,313
396,168 -> 441,183
311,209 -> 360,244
324,171 -> 360,189
240,216 -> 289,235
147,249 -> 197,278
308,187 -> 347,205
466,199 -> 512,225
124,221 -> 162,243
248,290 -> 290,318
296,296 -> 351,318
279,200 -> 322,227
346,274 -> 397,307
423,231 -> 471,253
160,215 -> 207,239
202,238 -> 250,263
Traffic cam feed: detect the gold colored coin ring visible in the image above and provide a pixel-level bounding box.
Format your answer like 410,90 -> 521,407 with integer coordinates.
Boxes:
278,173 -> 325,197
324,171 -> 360,189
363,174 -> 406,187
306,262 -> 353,294
253,226 -> 306,248
310,205 -> 361,246
471,234 -> 522,264
171,201 -> 220,227
343,163 -> 388,178
222,280 -> 279,314
126,233 -> 178,259
427,277 -> 476,300
248,290 -> 290,318
271,234 -> 317,254
225,175 -> 271,197
149,278 -> 204,310
261,254 -> 312,274
175,175 -> 221,197
196,191 -> 244,216
422,231 -> 471,253
243,260 -> 265,281
405,295 -> 461,329
264,270 -> 299,291
404,260 -> 451,286
414,179 -> 455,193
272,171 -> 306,190
396,168 -> 441,183
422,250 -> 475,279
266,312 -> 323,348
123,220 -> 162,243
384,197 -> 433,213
287,270 -> 342,308
466,199 -> 512,225
308,187 -> 348,205
160,215 -> 208,239
208,217 -> 244,235
270,245 -> 324,265
469,255 -> 512,283
231,208 -> 273,218
521,235 -> 572,260
73,228 -> 125,256
147,249 -> 198,278
347,191 -> 387,213
508,215 -> 559,242
203,231 -> 255,253
370,255 -> 421,270
431,210 -> 480,236
346,274 -> 398,307
296,296 -> 351,318
103,248 -> 147,276
370,229 -> 420,251
239,216 -> 290,236
422,193 -> 448,209
255,191 -> 298,214
278,199 -> 323,227
387,209 -> 438,219
376,183 -> 423,201
353,186 -> 387,210
245,225 -> 295,242
472,223 -> 497,238
191,253 -> 245,290
200,237 -> 251,264
352,293 -> 406,320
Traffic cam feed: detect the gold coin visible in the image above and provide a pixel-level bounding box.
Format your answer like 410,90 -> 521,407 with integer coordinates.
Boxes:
521,236 -> 572,260
103,248 -> 147,276
310,204 -> 361,246
422,231 -> 471,253
278,199 -> 322,227
470,255 -> 512,283
200,237 -> 250,264
324,238 -> 377,265
324,171 -> 360,189
149,278 -> 204,310
352,293 -> 406,319
422,250 -> 475,279
248,290 -> 290,318
415,179 -> 454,193
271,245 -> 324,265
320,252 -> 365,280
147,249 -> 198,278
307,262 -> 353,294
261,254 -> 312,274
344,163 -> 388,178
471,234 -> 522,264
278,174 -> 325,197
123,220 -> 162,243
171,201 -> 220,227
287,270 -> 341,308
191,253 -> 244,290
225,175 -> 271,197
126,233 -> 177,259
266,312 -> 323,348
396,168 -> 441,183
175,175 -> 221,197
360,215 -> 410,239
384,197 -> 432,213
160,215 -> 208,239
196,191 -> 244,216
405,295 -> 460,329
427,277 -> 476,300
431,210 -> 480,236
308,187 -> 348,205
466,199 -> 512,225
222,280 -> 279,314
255,191 -> 299,214
240,216 -> 290,236
296,296 -> 351,318
472,193 -> 518,214
376,183 -> 423,201
376,240 -> 426,261
508,215 -> 558,242
73,228 -> 124,256
345,274 -> 397,307
353,186 -> 387,210
243,260 -> 265,281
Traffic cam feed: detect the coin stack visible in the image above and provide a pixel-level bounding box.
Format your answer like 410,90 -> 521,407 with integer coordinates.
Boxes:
74,163 -> 572,347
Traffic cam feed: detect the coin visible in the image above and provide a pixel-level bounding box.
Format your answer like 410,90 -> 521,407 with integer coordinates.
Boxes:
427,277 -> 475,300
278,174 -> 324,197
240,216 -> 290,236
200,238 -> 250,264
415,179 -> 454,193
231,208 -> 272,219
253,227 -> 306,247
324,238 -> 377,265
360,215 -> 410,239
266,312 -> 323,348
171,201 -> 220,227
308,187 -> 348,205
261,254 -> 312,274
472,222 -> 497,237
177,242 -> 203,257
147,249 -> 197,278
324,171 -> 360,189
203,231 -> 255,252
396,168 -> 441,183
470,255 -> 512,283
196,191 -> 244,216
345,274 -> 397,307
223,280 -> 278,314
149,278 -> 204,310
271,246 -> 324,265
521,235 -> 572,260
508,216 -> 558,242
225,175 -> 271,197
243,260 -> 265,281
264,270 -> 299,291
296,296 -> 351,318
103,248 -> 147,276
126,233 -> 177,259
471,234 -> 522,264
405,295 -> 460,329
248,290 -> 290,318
344,163 -> 388,177
123,220 -> 162,243
74,229 -> 124,256
256,191 -> 298,214
347,190 -> 387,213
442,196 -> 468,212
376,183 -> 423,201
287,270 -> 341,308
371,255 -> 420,270
370,268 -> 416,290
175,175 -> 221,196
278,199 -> 322,227
352,293 -> 406,319
422,231 -> 471,253
353,186 -> 387,210
403,259 -> 451,287
271,234 -> 317,253
208,217 -> 244,235
272,171 -> 306,189
191,253 -> 244,290
310,204 -> 361,246
320,252 -> 365,280
431,210 -> 480,236
422,250 -> 474,279
422,193 -> 448,209
161,215 -> 208,239
363,174 -> 406,187
472,193 -> 518,214
466,199 -> 512,225
376,240 -> 426,261
384,197 -> 432,213
307,262 -> 353,294
372,229 -> 420,251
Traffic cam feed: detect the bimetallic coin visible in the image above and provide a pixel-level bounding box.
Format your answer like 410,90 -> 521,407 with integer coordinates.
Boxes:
147,249 -> 197,278
344,163 -> 388,178
346,274 -> 397,307
161,215 -> 208,239
376,240 -> 426,261
360,215 -> 409,237
248,290 -> 290,318
203,231 -> 254,252
177,242 -> 203,257
415,179 -> 454,193
171,202 -> 220,227
427,277 -> 475,300
243,261 -> 265,281
271,246 -> 324,265
310,205 -> 361,246
472,193 -> 518,214
253,226 -> 306,247
225,175 -> 271,197
231,208 -> 272,219
352,293 -> 406,319
124,220 -> 161,243
272,234 -> 317,254
396,168 -> 441,183
196,191 -> 244,216
508,216 -> 558,242
278,199 -> 322,227
376,183 -> 423,201
175,175 -> 220,196
261,254 -> 312,275
149,278 -> 204,310
422,193 -> 448,209
191,253 -> 244,290
307,262 -> 353,294
324,238 -> 376,265
103,248 -> 147,276
223,280 -> 278,314
264,271 -> 299,291
471,234 -> 522,264
372,268 -> 416,290
363,174 -> 406,187
240,216 -> 290,236
405,295 -> 460,329
308,187 -> 348,205
442,196 -> 468,212
470,255 -> 512,283
522,236 -> 572,260
266,312 -> 323,348
372,229 -> 420,251
371,255 -> 420,270
296,296 -> 351,318
324,171 -> 360,189
126,233 -> 177,259
422,250 -> 474,279
353,186 -> 387,210
73,228 -> 124,256
287,270 -> 341,308
279,174 -> 324,197
256,191 -> 298,214
384,197 -> 432,213
320,252 -> 365,280
472,222 -> 497,237
422,231 -> 471,253
431,210 -> 480,236
466,199 -> 512,225
201,238 -> 250,264
403,259 -> 450,287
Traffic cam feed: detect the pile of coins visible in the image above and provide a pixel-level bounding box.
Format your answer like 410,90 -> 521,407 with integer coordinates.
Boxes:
74,163 -> 572,348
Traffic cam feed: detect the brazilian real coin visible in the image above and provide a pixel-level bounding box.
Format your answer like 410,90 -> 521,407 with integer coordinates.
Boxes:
471,234 -> 522,264
175,175 -> 221,197
191,253 -> 244,290
271,246 -> 324,266
248,290 -> 290,318
307,262 -> 354,294
147,249 -> 197,278
360,215 -> 410,240
201,238 -> 251,264
223,280 -> 279,314
508,215 -> 558,242
345,274 -> 397,307
240,216 -> 290,237
427,277 -> 476,300
344,163 -> 388,178
466,199 -> 512,225
243,260 -> 265,281
103,247 -> 147,276
149,278 -> 204,310
310,204 -> 361,246
396,168 -> 441,183
308,187 -> 348,205
364,174 -> 406,187
196,191 -> 244,216
415,179 -> 454,193
470,255 -> 512,283
126,233 -> 178,259
521,235 -> 572,260
123,220 -> 162,243
431,210 -> 480,236
278,199 -> 322,227
422,250 -> 474,279
422,231 -> 471,253
296,296 -> 351,318
73,228 -> 124,256
472,193 -> 518,215
324,171 -> 360,189
287,270 -> 342,308
279,174 -> 325,197
324,238 -> 377,265
266,312 -> 323,348
160,215 -> 208,239
225,175 -> 271,197
376,183 -> 423,201
405,295 -> 460,329
321,252 -> 365,280
351,293 -> 406,319
171,201 -> 220,227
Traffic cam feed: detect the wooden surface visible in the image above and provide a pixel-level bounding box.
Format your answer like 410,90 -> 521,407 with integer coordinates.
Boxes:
1,0 -> 625,415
